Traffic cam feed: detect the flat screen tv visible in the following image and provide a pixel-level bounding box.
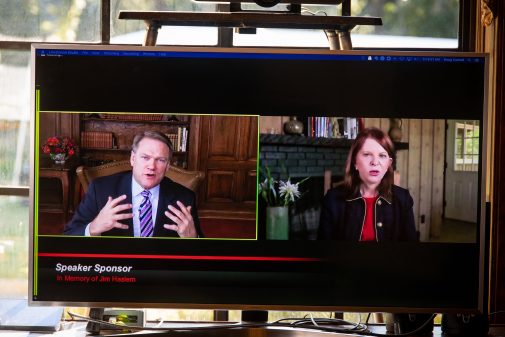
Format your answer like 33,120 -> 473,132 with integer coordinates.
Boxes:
29,44 -> 488,317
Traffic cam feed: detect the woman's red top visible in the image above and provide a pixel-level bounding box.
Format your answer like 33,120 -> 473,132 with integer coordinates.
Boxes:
360,196 -> 378,241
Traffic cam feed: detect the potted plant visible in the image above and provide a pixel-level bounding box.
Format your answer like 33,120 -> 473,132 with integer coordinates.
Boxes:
42,136 -> 77,164
258,167 -> 307,240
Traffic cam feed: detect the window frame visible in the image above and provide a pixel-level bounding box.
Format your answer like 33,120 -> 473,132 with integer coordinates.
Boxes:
453,120 -> 480,172
0,0 -> 477,200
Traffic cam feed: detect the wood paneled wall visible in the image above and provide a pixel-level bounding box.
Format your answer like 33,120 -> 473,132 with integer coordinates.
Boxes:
364,118 -> 445,241
38,112 -> 80,145
258,116 -> 290,134
191,115 -> 258,219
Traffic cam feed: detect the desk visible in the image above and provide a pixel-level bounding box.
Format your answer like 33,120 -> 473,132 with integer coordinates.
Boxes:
0,324 -> 504,337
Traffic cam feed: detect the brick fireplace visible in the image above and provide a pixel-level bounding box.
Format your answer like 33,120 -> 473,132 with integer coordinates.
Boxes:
259,134 -> 351,178
258,134 -> 352,240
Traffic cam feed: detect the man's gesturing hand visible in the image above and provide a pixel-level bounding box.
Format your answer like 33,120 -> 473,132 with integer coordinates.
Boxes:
164,201 -> 197,238
89,195 -> 133,236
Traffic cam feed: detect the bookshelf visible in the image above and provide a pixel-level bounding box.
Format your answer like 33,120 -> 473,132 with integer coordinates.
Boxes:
79,114 -> 191,168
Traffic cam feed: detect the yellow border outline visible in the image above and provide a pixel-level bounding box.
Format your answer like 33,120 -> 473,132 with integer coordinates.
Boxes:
35,111 -> 260,241
34,89 -> 40,295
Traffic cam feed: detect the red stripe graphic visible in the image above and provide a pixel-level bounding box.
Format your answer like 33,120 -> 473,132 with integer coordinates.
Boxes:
38,252 -> 320,262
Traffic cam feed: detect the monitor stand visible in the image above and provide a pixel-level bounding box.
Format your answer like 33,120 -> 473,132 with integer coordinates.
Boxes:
241,310 -> 268,323
86,307 -> 104,334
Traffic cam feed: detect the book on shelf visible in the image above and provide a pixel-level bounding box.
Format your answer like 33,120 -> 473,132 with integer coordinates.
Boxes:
307,117 -> 359,139
177,127 -> 183,151
165,133 -> 179,151
81,131 -> 114,149
99,113 -> 165,121
180,127 -> 188,152
166,127 -> 188,152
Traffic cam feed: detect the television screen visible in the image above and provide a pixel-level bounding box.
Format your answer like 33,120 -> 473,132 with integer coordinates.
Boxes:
30,45 -> 488,313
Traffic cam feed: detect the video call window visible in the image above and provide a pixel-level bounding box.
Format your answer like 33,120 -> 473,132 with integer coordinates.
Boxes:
36,111 -> 259,240
258,116 -> 480,244
36,111 -> 480,244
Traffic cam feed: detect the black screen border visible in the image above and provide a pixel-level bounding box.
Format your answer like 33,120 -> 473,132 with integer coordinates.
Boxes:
29,44 -> 489,314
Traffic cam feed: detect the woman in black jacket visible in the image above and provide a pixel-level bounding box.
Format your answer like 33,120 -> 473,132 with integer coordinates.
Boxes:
318,127 -> 418,242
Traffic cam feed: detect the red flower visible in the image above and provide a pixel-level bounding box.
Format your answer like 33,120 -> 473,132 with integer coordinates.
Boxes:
47,137 -> 59,146
42,136 -> 78,158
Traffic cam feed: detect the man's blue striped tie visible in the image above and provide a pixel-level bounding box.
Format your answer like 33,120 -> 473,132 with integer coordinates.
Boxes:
139,190 -> 153,237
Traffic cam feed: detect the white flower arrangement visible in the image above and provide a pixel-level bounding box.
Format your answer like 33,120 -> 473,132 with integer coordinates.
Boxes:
258,167 -> 307,207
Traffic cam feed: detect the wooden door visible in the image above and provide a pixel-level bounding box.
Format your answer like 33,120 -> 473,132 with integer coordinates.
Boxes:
191,115 -> 258,220
444,120 -> 479,223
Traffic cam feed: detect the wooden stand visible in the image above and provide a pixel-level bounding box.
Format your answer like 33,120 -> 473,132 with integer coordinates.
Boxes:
118,0 -> 381,50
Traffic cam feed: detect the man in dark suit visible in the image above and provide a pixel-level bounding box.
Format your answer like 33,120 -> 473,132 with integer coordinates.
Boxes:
64,131 -> 202,238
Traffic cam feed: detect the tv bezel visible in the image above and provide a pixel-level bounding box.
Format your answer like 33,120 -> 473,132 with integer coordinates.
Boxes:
29,44 -> 489,314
